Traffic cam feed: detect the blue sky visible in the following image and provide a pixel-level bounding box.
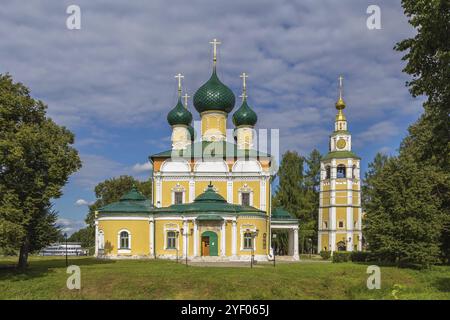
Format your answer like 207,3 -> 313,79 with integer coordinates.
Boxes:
0,0 -> 423,234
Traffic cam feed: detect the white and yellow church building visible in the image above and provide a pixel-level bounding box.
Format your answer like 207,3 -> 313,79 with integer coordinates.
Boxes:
94,40 -> 361,261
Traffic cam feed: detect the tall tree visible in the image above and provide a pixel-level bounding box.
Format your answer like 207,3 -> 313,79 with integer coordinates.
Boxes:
81,175 -> 152,249
395,0 -> 450,262
363,153 -> 444,267
0,74 -> 81,269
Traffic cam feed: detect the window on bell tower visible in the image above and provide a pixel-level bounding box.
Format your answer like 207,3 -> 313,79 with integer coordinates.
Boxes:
325,166 -> 331,179
337,165 -> 346,178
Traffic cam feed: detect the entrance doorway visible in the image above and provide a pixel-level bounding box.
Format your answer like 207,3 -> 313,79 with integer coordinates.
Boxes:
201,231 -> 218,256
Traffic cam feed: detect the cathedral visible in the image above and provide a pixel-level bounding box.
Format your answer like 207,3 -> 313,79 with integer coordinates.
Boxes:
94,39 -> 360,261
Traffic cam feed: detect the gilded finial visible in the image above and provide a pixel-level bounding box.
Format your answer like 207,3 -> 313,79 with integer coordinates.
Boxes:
209,38 -> 221,66
182,93 -> 190,109
240,72 -> 248,102
335,75 -> 346,121
175,73 -> 184,98
336,75 -> 346,110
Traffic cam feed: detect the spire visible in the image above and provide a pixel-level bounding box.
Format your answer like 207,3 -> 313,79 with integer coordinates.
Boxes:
209,38 -> 221,67
240,72 -> 248,102
175,73 -> 184,98
335,75 -> 346,121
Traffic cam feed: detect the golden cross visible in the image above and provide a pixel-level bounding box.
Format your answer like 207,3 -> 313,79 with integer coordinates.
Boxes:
182,93 -> 190,108
175,73 -> 184,96
209,38 -> 221,64
338,75 -> 344,99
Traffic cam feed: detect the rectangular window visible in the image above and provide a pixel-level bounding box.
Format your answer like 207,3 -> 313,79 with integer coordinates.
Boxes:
338,221 -> 344,228
323,221 -> 328,229
241,193 -> 250,206
174,192 -> 183,205
243,232 -> 253,249
167,231 -> 176,249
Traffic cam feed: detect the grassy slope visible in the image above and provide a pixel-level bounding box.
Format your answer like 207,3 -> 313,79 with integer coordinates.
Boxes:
0,256 -> 449,300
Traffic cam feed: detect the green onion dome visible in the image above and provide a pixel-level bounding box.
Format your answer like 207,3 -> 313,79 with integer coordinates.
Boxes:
232,98 -> 257,127
167,98 -> 193,126
193,68 -> 235,114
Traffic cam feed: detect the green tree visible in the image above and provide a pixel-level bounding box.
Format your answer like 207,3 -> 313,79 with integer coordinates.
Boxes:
0,74 -> 81,269
395,0 -> 450,262
80,175 -> 152,249
363,153 -> 445,267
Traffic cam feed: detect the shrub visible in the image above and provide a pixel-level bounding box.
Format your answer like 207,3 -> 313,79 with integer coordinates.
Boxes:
332,251 -> 351,263
320,250 -> 331,260
351,251 -> 373,262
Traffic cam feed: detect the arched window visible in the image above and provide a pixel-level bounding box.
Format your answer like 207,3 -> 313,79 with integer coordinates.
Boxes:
337,241 -> 346,251
337,165 -> 346,178
243,232 -> 253,249
352,165 -> 357,179
98,230 -> 104,250
119,231 -> 130,249
325,166 -> 331,179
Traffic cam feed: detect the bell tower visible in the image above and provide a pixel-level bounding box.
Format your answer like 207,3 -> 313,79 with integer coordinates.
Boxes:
318,76 -> 362,253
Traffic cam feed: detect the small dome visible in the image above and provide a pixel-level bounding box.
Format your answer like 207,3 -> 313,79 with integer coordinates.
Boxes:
194,183 -> 227,203
167,98 -> 193,126
193,68 -> 235,114
232,98 -> 257,127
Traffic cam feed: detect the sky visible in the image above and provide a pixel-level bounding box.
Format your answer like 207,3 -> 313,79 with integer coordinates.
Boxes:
0,0 -> 423,234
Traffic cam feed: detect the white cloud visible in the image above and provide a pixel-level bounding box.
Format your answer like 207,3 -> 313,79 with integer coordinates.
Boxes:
132,161 -> 153,173
56,218 -> 86,235
75,199 -> 90,206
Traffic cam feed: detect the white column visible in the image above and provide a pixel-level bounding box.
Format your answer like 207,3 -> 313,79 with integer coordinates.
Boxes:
232,219 -> 237,257
260,177 -> 266,211
330,232 -> 336,253
189,176 -> 195,203
94,221 -> 99,257
193,219 -> 198,257
149,219 -> 155,257
221,221 -> 226,257
293,228 -> 299,260
227,178 -> 233,203
347,232 -> 353,252
155,176 -> 162,207
183,220 -> 188,258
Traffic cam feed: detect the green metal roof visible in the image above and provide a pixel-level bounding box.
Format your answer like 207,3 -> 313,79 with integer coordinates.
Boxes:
193,67 -> 235,114
196,214 -> 224,221
150,140 -> 271,159
322,150 -> 360,161
271,207 -> 296,220
232,98 -> 257,127
98,187 -> 153,214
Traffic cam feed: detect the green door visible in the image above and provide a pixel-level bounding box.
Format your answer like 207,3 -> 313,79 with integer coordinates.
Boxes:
202,231 -> 218,256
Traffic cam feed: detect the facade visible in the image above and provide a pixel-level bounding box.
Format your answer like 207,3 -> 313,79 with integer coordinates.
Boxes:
318,77 -> 363,253
95,40 -> 299,261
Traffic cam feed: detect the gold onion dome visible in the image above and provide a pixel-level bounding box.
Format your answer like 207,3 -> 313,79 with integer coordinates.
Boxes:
193,67 -> 236,114
167,97 -> 193,126
232,97 -> 257,127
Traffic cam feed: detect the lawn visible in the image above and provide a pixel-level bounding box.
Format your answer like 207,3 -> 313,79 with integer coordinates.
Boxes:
0,256 -> 449,300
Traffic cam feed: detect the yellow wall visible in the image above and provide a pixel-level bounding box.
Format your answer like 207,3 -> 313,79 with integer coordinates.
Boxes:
154,219 -> 184,256
99,219 -> 149,256
336,207 -> 347,229
237,217 -> 267,255
321,234 -> 329,251
233,180 -> 260,209
201,112 -> 226,138
195,180 -> 227,198
160,180 -> 190,207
